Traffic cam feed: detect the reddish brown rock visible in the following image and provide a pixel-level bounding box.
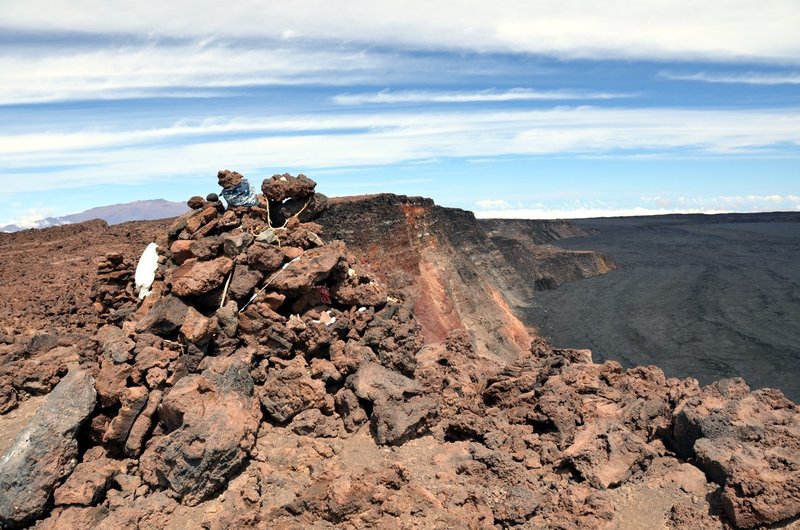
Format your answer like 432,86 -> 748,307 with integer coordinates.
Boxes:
53,449 -> 125,506
187,196 -> 205,210
125,389 -> 162,456
270,241 -> 345,293
170,256 -> 233,297
179,306 -> 213,346
140,355 -> 260,505
217,169 -> 244,189
674,379 -> 800,528
259,357 -> 327,423
261,173 -> 317,202
103,386 -> 149,447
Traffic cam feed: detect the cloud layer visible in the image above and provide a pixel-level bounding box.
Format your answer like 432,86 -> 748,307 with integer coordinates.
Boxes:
5,1 -> 800,62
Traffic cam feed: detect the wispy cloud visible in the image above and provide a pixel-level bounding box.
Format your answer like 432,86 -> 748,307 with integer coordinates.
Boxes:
4,1 -> 800,62
660,71 -> 800,85
1,106 -> 799,193
332,88 -> 634,105
0,40 -> 399,105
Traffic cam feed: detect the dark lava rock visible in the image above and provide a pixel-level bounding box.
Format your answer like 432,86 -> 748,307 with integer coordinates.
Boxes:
0,368 -> 97,526
139,355 -> 261,506
134,295 -> 189,336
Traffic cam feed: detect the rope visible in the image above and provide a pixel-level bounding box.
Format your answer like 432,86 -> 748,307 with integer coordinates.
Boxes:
238,257 -> 300,313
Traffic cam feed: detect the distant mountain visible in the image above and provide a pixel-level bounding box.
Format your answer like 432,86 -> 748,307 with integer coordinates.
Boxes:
0,199 -> 188,232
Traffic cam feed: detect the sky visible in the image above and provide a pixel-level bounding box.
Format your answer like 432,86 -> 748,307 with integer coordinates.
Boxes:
1,1 -> 799,227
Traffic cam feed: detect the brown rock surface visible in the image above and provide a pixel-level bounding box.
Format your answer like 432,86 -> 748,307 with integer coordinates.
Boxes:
0,174 -> 798,529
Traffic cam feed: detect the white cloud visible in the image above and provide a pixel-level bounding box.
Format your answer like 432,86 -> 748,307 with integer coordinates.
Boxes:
475,195 -> 800,219
4,1 -> 800,62
0,42 -> 388,105
0,106 -> 798,192
476,199 -> 511,210
332,88 -> 633,105
1,209 -> 55,230
660,71 -> 800,85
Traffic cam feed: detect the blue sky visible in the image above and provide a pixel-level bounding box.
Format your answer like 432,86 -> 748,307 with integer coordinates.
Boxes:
1,1 -> 799,226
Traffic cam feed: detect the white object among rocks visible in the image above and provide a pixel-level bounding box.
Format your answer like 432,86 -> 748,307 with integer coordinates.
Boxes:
135,243 -> 159,299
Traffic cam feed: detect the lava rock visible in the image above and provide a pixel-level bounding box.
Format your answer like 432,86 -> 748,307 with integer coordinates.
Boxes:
0,368 -> 97,526
140,355 -> 260,506
170,257 -> 234,297
135,295 -> 190,336
261,173 -> 317,202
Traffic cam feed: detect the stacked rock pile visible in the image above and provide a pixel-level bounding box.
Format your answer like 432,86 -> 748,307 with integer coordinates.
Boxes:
0,171 -> 438,525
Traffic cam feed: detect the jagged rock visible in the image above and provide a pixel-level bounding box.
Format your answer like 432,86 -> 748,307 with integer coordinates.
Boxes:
674,379 -> 800,528
259,357 -> 327,423
0,385 -> 18,414
0,368 -> 96,526
334,388 -> 369,432
169,239 -> 194,265
348,362 -> 421,402
290,409 -> 343,438
229,265 -> 264,302
370,395 -> 437,446
217,169 -> 243,189
53,449 -> 125,506
103,386 -> 149,447
189,236 -> 221,260
125,389 -> 162,456
562,424 -> 656,489
270,241 -> 345,293
170,256 -> 233,297
274,193 -> 329,224
221,232 -> 254,257
134,295 -> 190,336
246,242 -> 285,273
140,355 -> 260,505
261,173 -> 317,202
179,306 -> 213,346
332,277 -> 388,308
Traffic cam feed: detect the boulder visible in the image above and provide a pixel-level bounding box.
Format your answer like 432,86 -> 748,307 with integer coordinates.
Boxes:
261,173 -> 317,202
140,356 -> 260,506
270,241 -> 345,293
370,395 -> 438,446
246,242 -> 285,273
135,295 -> 190,336
259,358 -> 327,423
170,257 -> 233,297
0,368 -> 96,526
674,380 -> 800,528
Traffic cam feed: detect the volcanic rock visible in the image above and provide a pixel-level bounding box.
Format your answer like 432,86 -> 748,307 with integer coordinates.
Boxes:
270,241 -> 345,293
140,355 -> 260,505
674,379 -> 800,528
261,173 -> 317,202
170,256 -> 233,297
0,368 -> 96,526
53,449 -> 125,506
134,295 -> 189,336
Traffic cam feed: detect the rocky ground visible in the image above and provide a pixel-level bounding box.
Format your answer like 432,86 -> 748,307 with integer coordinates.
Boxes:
0,173 -> 798,529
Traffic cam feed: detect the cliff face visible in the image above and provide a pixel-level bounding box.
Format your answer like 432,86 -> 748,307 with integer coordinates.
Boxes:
317,194 -> 613,361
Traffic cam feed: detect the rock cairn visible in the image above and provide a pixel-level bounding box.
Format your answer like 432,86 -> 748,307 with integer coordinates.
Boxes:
6,171 -> 434,520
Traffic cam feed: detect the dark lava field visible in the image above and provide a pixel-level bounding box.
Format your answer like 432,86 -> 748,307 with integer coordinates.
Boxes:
526,212 -> 800,402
